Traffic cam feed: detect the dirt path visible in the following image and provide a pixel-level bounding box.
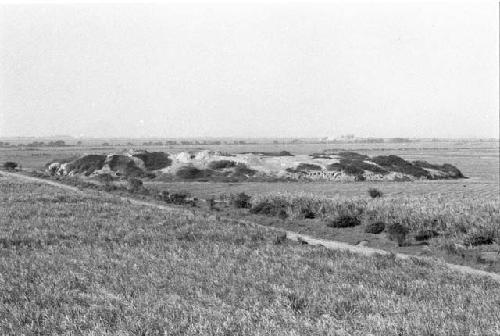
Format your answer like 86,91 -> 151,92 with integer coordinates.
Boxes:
3,170 -> 500,282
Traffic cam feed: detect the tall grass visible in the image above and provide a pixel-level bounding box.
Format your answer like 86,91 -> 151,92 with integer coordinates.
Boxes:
250,192 -> 500,243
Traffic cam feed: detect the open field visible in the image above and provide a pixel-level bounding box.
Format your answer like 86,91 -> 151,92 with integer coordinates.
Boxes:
2,175 -> 500,335
1,140 -> 499,273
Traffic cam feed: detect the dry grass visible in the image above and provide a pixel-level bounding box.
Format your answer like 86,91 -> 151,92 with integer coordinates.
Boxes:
248,192 -> 499,246
2,176 -> 500,335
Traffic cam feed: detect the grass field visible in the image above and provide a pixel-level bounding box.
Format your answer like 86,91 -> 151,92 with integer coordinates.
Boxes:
2,175 -> 500,335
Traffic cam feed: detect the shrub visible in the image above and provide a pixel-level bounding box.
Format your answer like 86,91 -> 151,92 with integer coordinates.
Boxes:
463,230 -> 495,246
127,178 -> 144,193
273,232 -> 287,245
386,223 -> 409,246
170,193 -> 192,205
326,215 -> 361,228
365,222 -> 385,234
230,192 -> 252,209
133,152 -> 172,170
287,293 -> 308,313
3,161 -> 18,170
300,207 -> 316,219
250,198 -> 289,217
368,188 -> 383,198
208,160 -> 236,170
96,173 -> 114,185
415,229 -> 439,241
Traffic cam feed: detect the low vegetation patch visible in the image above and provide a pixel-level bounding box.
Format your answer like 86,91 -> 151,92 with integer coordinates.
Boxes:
415,229 -> 440,241
464,229 -> 496,246
230,192 -> 252,209
2,161 -> 18,170
326,215 -> 361,228
365,222 -> 386,234
127,177 -> 146,193
368,188 -> 383,198
386,223 -> 409,246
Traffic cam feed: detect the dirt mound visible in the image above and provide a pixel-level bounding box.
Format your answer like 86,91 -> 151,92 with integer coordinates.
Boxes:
46,150 -> 465,182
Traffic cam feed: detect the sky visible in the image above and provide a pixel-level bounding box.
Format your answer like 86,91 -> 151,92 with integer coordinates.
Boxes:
0,2 -> 498,138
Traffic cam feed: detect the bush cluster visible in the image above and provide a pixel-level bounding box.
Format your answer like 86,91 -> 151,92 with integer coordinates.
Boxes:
368,188 -> 383,198
365,222 -> 385,234
3,161 -> 18,170
386,223 -> 409,246
415,229 -> 439,241
230,192 -> 252,209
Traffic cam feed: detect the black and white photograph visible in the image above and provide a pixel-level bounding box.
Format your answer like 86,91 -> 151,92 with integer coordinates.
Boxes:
0,1 -> 499,334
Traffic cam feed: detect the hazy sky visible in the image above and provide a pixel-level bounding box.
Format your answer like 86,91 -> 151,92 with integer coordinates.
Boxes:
0,2 -> 498,138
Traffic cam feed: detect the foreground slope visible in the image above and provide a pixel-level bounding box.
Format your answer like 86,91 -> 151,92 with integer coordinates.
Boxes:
1,176 -> 500,335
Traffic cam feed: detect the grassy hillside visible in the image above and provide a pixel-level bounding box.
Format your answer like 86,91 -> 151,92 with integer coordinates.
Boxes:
1,175 -> 500,335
